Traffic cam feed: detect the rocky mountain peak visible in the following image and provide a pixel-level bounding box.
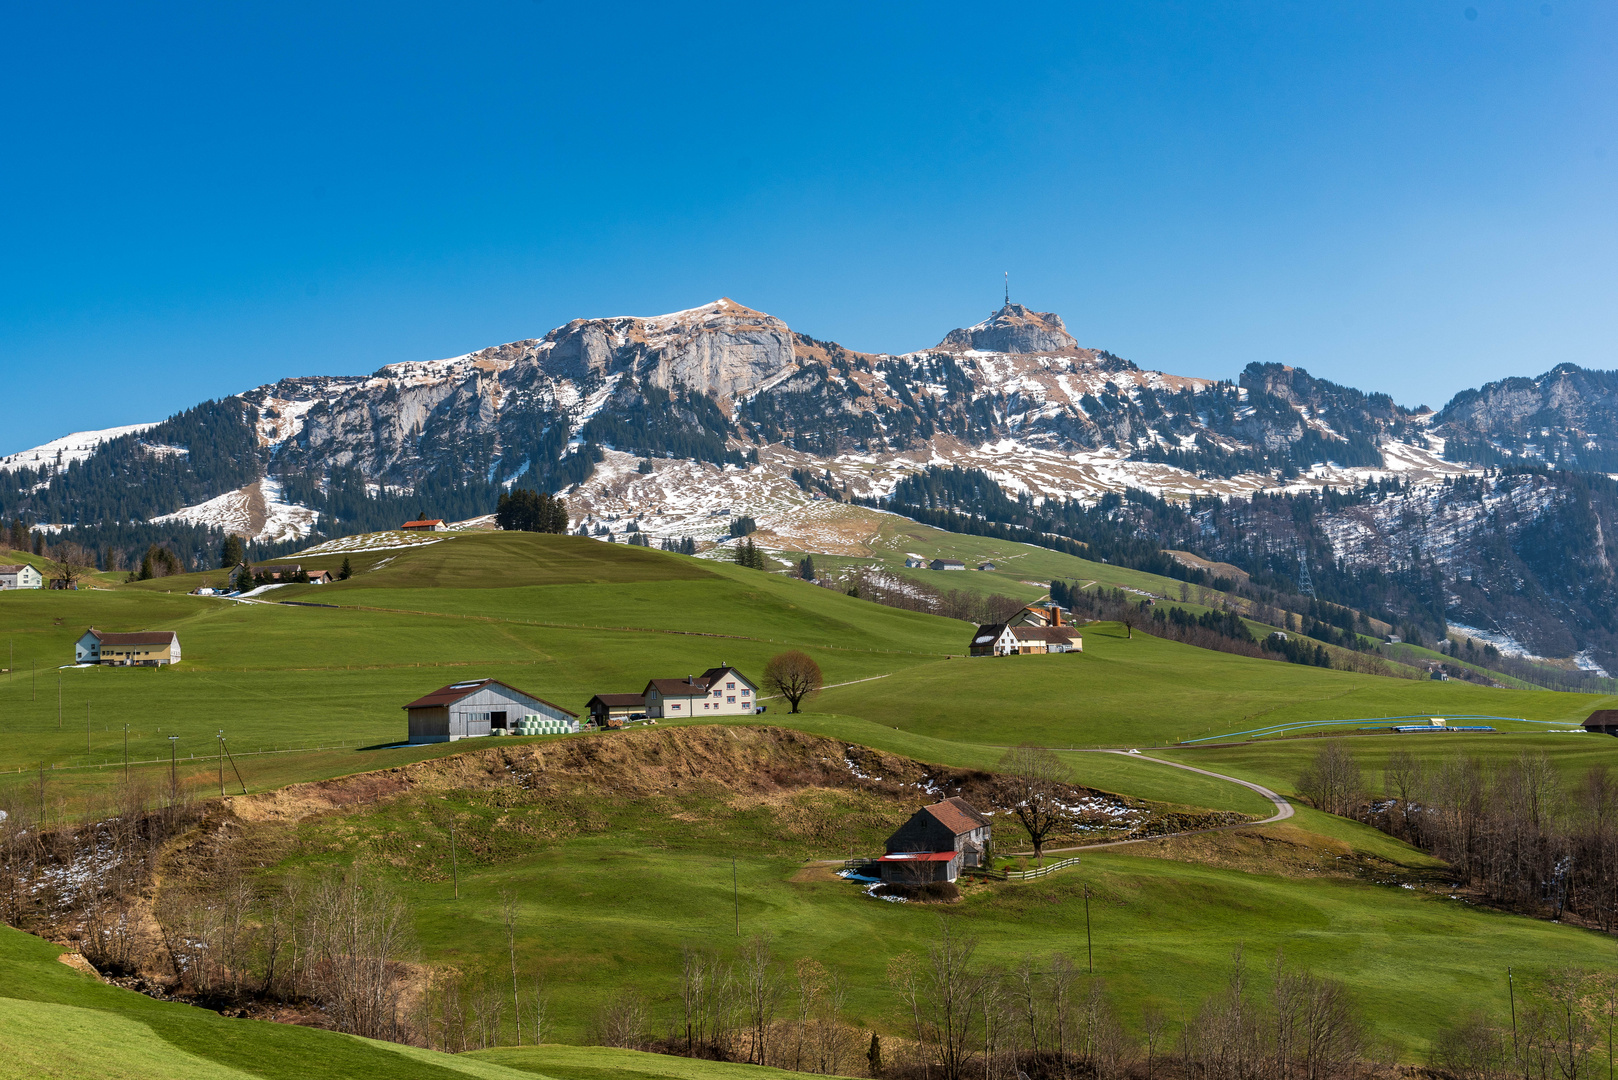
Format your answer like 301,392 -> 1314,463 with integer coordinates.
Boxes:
936,302 -> 1078,354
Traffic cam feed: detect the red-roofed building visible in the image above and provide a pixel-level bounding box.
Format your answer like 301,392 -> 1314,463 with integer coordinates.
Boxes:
879,797 -> 993,883
402,519 -> 447,532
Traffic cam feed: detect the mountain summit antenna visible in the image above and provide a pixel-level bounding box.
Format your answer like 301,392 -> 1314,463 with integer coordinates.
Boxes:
1004,271 -> 1010,307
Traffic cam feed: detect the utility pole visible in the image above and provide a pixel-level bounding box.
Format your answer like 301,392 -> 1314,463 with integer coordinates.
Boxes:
1509,967 -> 1520,1078
218,730 -> 225,796
168,736 -> 178,797
450,820 -> 459,900
123,724 -> 129,781
1084,885 -> 1094,974
733,859 -> 740,937
1296,542 -> 1317,599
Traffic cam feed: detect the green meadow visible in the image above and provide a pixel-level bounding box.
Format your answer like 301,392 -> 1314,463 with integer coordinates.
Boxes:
2,529 -> 1618,1073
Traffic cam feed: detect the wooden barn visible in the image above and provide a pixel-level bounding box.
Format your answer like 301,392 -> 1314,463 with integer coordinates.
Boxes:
404,678 -> 576,743
1584,710 -> 1618,736
879,797 -> 992,883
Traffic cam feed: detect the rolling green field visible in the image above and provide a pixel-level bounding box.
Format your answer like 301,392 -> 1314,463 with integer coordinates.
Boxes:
814,622 -> 1611,749
0,922 -> 809,1080
238,733 -> 1608,1060
5,529 -> 1618,1075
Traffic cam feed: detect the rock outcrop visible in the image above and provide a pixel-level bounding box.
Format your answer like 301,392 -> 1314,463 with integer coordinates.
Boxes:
937,303 -> 1079,353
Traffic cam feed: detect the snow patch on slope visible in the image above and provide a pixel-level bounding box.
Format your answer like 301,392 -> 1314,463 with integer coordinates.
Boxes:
0,424 -> 158,473
151,478 -> 319,543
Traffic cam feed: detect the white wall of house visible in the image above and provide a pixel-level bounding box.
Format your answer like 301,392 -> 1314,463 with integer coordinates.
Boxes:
0,565 -> 44,590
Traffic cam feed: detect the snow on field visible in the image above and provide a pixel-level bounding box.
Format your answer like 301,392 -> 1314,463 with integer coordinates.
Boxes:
299,531 -> 449,556
0,423 -> 157,473
152,478 -> 319,543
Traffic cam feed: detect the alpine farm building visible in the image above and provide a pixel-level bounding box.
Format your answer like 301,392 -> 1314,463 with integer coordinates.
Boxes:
404,678 -> 577,743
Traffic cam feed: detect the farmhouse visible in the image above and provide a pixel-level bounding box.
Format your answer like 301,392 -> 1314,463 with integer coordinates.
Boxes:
586,693 -> 646,728
969,622 -> 1083,656
75,628 -> 182,666
642,665 -> 758,718
878,797 -> 993,883
0,564 -> 44,590
929,558 -> 966,571
403,678 -> 577,743
903,554 -> 927,568
402,519 -> 447,532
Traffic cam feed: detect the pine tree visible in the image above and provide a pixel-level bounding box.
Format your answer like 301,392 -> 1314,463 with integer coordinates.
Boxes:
681,537 -> 696,556
338,556 -> 352,580
220,534 -> 244,568
799,554 -> 816,581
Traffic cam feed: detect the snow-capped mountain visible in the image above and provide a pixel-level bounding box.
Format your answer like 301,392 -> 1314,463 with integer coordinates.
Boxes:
5,296 -> 1617,667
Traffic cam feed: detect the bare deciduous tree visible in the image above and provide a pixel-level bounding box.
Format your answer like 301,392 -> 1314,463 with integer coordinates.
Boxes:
764,651 -> 823,714
1296,741 -> 1366,818
997,744 -> 1069,862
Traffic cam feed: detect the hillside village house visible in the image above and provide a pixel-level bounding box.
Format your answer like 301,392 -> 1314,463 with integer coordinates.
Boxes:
969,622 -> 1083,656
642,665 -> 758,718
403,678 -> 576,743
0,564 -> 44,590
929,558 -> 966,571
879,797 -> 993,884
586,693 -> 647,728
402,519 -> 447,532
75,628 -> 182,666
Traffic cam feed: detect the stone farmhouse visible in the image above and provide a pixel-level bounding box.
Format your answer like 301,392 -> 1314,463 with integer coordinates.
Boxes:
404,678 -> 577,743
0,564 -> 43,590
878,797 -> 993,884
75,628 -> 182,666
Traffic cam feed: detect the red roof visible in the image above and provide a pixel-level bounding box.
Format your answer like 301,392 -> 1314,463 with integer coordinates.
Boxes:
402,519 -> 444,528
402,678 -> 578,717
879,851 -> 959,862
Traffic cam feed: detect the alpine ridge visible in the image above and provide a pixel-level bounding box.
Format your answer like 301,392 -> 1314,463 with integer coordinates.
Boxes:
4,297 -> 1617,670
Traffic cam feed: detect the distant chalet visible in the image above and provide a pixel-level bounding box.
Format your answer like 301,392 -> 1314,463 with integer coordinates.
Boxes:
0,564 -> 43,590
402,519 -> 447,532
75,628 -> 181,667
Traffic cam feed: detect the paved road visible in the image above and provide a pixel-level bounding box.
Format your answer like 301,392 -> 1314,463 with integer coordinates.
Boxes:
1022,748 -> 1294,857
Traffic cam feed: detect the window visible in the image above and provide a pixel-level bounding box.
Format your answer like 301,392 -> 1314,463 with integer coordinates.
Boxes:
712,690 -> 721,698
741,688 -> 750,696
672,704 -> 681,711
727,696 -> 736,704
726,682 -> 735,689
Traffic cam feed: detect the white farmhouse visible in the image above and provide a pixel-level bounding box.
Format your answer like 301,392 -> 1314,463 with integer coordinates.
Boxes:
0,564 -> 43,590
643,665 -> 758,719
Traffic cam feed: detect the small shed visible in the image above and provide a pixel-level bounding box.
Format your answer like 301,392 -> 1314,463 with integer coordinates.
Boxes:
1584,710 -> 1618,737
404,678 -> 576,743
587,693 -> 647,728
403,519 -> 447,532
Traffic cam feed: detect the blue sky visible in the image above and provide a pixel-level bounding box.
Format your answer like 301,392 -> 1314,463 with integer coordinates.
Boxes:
1,2 -> 1613,454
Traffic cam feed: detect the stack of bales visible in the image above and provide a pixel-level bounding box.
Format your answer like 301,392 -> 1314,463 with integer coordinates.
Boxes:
513,714 -> 579,736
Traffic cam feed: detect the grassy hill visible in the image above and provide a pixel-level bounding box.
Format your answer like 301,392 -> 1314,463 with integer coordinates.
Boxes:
5,527 -> 1618,1073
0,921 -> 813,1080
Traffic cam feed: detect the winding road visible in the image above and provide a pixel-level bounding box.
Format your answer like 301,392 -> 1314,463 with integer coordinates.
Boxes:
1019,748 -> 1294,857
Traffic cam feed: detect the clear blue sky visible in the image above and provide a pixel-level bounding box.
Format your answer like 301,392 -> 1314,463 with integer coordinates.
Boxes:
2,2 -> 1613,454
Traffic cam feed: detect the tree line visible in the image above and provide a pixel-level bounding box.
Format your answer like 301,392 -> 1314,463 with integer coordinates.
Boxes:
1300,741 -> 1618,930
